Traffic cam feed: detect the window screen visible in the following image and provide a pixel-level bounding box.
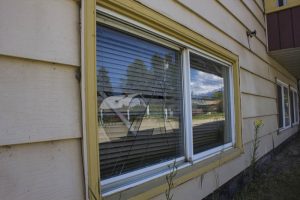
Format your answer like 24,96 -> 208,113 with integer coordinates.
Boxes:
96,25 -> 183,179
189,53 -> 231,154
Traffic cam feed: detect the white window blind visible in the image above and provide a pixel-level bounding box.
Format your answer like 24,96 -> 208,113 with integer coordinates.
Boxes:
97,25 -> 183,179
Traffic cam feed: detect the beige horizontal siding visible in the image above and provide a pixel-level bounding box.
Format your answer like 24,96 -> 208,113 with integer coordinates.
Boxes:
217,0 -> 266,44
241,94 -> 277,119
0,55 -> 81,146
243,133 -> 275,162
137,0 -> 296,83
0,0 -> 80,66
152,137 -> 277,200
240,68 -> 276,98
0,139 -> 84,200
242,115 -> 278,144
0,0 -> 83,199
241,0 -> 265,28
269,66 -> 298,88
255,0 -> 265,12
177,0 -> 265,47
125,1 -> 299,199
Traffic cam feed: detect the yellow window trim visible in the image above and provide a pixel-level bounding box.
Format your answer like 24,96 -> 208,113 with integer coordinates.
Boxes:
84,0 -> 101,200
130,148 -> 243,200
86,0 -> 243,199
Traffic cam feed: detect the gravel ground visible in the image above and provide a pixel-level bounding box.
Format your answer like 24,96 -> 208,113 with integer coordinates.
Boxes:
233,132 -> 300,200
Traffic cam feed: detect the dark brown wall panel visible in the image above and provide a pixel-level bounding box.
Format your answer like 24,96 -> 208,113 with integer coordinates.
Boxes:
278,9 -> 294,49
267,13 -> 280,51
292,7 -> 300,47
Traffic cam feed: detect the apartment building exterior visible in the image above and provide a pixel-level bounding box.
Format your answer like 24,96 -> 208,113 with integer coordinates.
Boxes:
0,0 -> 299,200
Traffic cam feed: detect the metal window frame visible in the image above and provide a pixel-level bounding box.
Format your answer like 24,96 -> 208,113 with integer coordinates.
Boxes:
290,87 -> 299,125
97,15 -> 186,196
185,49 -> 235,162
277,0 -> 288,7
277,79 -> 291,131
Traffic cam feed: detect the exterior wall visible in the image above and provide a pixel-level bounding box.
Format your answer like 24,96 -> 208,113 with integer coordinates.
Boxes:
126,0 -> 298,199
0,0 -> 298,200
0,0 -> 84,200
267,6 -> 300,51
265,0 -> 300,13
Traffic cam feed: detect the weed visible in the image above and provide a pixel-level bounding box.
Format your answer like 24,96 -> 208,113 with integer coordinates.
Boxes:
165,160 -> 178,200
250,119 -> 264,179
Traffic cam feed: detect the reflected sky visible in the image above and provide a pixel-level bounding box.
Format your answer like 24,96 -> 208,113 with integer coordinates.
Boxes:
97,25 -> 180,95
190,68 -> 224,96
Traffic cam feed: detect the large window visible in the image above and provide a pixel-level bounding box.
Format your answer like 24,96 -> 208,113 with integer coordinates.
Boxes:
277,80 -> 291,129
97,25 -> 183,180
96,17 -> 235,195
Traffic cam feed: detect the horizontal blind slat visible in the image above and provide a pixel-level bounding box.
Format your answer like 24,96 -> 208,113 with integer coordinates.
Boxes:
97,24 -> 184,179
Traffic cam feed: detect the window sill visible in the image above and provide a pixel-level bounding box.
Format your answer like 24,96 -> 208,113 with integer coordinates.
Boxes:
101,157 -> 186,197
278,125 -> 292,133
102,147 -> 243,199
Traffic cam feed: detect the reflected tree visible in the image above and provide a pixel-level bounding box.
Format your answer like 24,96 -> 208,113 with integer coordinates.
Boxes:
124,59 -> 149,92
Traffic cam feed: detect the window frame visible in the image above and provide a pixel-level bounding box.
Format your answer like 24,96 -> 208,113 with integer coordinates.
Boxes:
97,15 -> 186,196
97,13 -> 236,196
277,79 -> 291,131
185,49 -> 236,162
87,2 -> 243,199
290,87 -> 299,125
277,0 -> 287,7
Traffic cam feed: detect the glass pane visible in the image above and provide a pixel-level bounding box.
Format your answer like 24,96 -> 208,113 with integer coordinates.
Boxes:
290,91 -> 294,124
284,87 -> 290,127
190,53 -> 231,154
278,0 -> 285,7
96,25 -> 183,179
277,85 -> 283,128
296,94 -> 299,122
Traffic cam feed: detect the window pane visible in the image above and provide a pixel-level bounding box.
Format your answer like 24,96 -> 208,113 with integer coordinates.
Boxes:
296,94 -> 299,122
284,87 -> 290,126
96,25 -> 183,179
277,85 -> 283,128
190,53 -> 231,154
290,91 -> 294,124
278,0 -> 285,7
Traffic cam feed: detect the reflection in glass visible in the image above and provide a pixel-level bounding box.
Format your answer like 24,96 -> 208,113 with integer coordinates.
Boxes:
96,25 -> 183,179
277,85 -> 283,128
296,94 -> 299,123
284,87 -> 290,127
190,53 -> 231,154
290,91 -> 294,124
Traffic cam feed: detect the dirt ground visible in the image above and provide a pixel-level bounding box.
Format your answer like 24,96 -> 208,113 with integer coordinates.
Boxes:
233,132 -> 300,200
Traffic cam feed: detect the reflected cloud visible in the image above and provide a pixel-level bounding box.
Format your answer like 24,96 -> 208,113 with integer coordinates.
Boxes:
190,70 -> 223,96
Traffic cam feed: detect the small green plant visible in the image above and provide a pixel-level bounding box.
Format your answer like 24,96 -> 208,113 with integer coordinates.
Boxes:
250,119 -> 264,179
271,133 -> 275,159
165,160 -> 178,200
212,169 -> 220,200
